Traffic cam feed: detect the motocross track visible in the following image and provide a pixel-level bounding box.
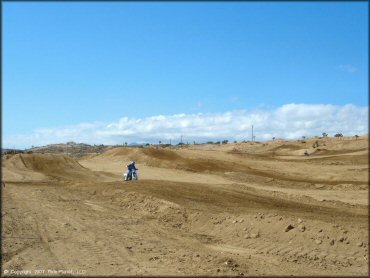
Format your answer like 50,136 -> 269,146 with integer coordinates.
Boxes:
2,136 -> 368,276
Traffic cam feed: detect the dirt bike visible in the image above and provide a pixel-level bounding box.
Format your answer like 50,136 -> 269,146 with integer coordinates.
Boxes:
123,169 -> 138,181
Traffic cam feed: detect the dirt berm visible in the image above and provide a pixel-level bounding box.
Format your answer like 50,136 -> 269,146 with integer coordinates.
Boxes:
2,153 -> 115,182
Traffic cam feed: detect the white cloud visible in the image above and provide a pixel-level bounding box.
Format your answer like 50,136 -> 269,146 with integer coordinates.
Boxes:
3,104 -> 368,149
338,64 -> 358,73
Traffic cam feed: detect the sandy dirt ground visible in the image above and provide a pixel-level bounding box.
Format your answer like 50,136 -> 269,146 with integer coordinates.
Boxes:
2,136 -> 368,276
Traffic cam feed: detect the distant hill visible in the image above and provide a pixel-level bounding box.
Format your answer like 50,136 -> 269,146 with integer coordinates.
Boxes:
24,142 -> 112,158
128,142 -> 145,147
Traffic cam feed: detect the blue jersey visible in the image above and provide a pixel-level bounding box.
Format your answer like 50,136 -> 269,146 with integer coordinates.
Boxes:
127,162 -> 137,171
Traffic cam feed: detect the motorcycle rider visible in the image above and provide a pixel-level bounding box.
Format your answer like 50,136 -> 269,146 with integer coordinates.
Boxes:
126,161 -> 138,180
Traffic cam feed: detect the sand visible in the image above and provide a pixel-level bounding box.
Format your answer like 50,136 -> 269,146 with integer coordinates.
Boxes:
2,136 -> 368,276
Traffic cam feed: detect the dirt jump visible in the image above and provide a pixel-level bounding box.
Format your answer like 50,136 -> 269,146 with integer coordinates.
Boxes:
2,136 -> 368,276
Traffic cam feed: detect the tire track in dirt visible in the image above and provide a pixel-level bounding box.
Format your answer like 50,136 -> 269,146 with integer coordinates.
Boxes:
35,224 -> 64,268
28,188 -> 139,273
124,180 -> 367,222
2,188 -> 42,266
208,239 -> 363,269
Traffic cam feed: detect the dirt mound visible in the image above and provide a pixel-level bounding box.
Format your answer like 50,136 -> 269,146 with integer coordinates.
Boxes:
312,148 -> 368,156
142,148 -> 182,161
270,144 -> 303,151
102,147 -> 136,157
97,146 -> 244,173
102,147 -> 182,161
98,147 -> 185,169
3,153 -> 103,181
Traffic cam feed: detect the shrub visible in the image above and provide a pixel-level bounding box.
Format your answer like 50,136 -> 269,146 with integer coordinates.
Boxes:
312,141 -> 319,148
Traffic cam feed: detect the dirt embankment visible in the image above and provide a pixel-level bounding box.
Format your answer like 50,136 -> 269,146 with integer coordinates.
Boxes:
2,153 -> 115,182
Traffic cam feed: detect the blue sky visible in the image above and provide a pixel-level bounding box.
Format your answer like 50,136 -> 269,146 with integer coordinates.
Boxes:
3,2 -> 368,148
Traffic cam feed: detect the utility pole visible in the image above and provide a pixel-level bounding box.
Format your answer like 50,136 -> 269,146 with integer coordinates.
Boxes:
251,125 -> 254,142
180,135 -> 183,144
170,139 -> 171,145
